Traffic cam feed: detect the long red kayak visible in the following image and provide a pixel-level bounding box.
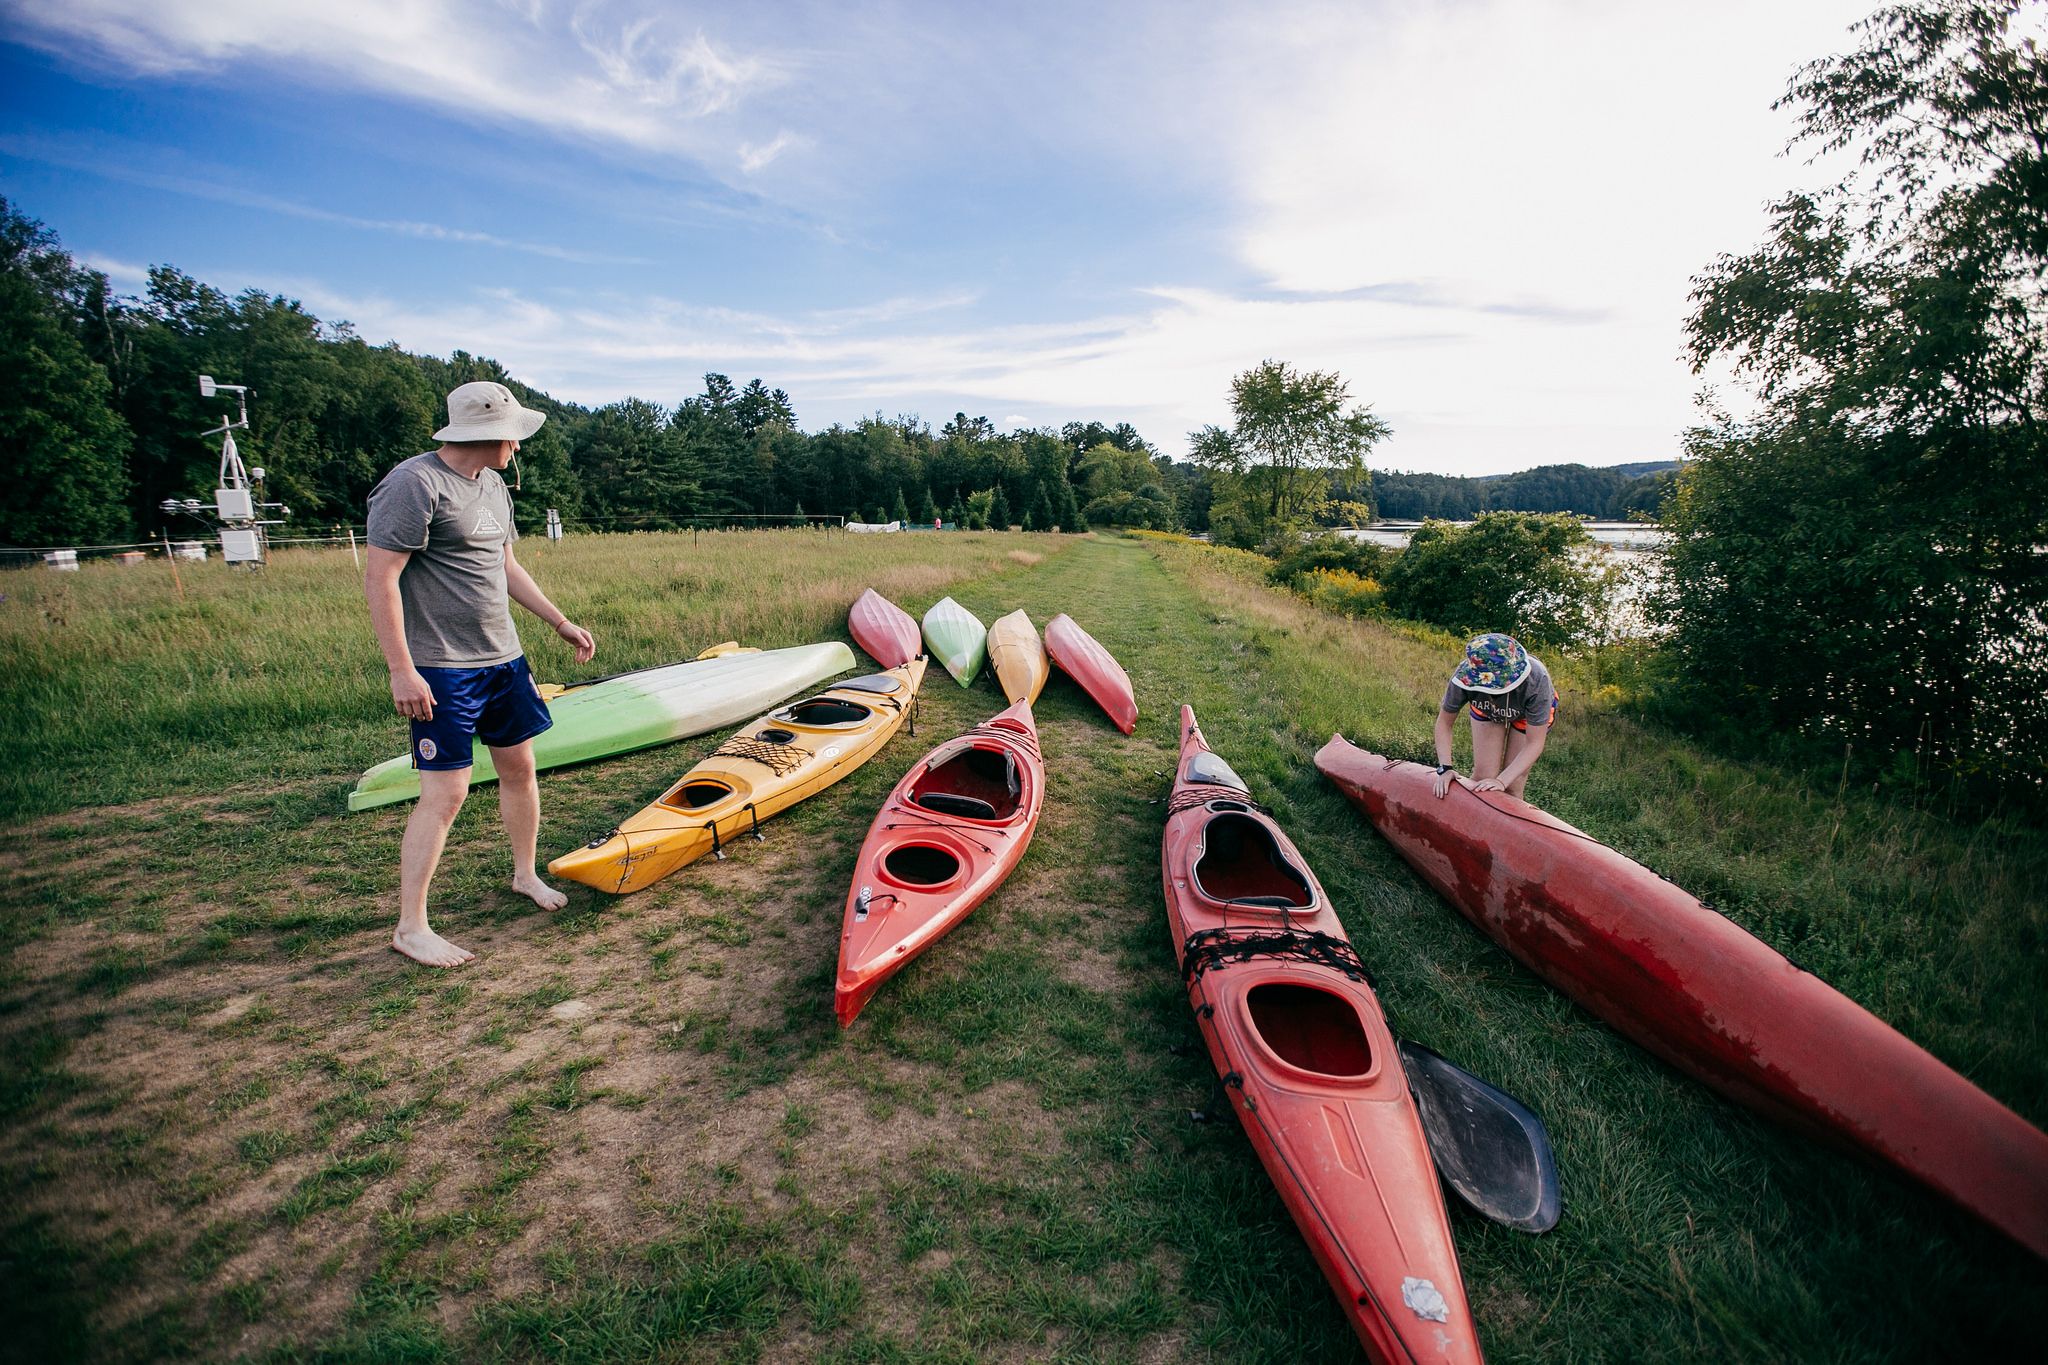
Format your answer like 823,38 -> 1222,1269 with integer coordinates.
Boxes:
1043,613 -> 1136,733
1315,734 -> 2048,1260
1168,710 -> 1481,1363
848,588 -> 922,668
835,699 -> 1045,1026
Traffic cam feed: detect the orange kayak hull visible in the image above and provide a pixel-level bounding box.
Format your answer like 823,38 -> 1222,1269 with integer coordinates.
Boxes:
1315,734 -> 2048,1261
1043,613 -> 1136,733
1167,708 -> 1482,1363
835,699 -> 1045,1026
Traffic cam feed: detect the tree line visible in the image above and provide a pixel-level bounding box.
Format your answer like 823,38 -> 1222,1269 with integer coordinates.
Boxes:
1371,462 -> 1680,521
2,214 -> 1688,551
0,202 -> 1225,547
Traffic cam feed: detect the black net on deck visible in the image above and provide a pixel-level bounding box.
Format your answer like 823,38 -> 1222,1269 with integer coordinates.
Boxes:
1180,927 -> 1375,989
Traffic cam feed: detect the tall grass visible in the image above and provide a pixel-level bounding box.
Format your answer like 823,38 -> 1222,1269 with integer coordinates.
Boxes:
1151,536 -> 2048,1123
2,532 -> 2040,1362
0,529 -> 1072,817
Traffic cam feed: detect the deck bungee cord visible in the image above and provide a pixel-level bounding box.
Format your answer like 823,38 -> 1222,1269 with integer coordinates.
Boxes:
1180,926 -> 1376,989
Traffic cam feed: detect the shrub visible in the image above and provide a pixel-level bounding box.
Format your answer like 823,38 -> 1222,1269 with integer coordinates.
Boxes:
1083,488 -> 1177,530
1297,566 -> 1384,617
1380,511 -> 1625,648
1264,531 -> 1385,586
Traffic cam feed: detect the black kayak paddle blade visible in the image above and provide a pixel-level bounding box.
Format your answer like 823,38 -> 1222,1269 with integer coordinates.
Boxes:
1397,1040 -> 1562,1234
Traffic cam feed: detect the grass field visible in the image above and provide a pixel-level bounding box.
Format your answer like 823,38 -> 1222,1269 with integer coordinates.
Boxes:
1,530 -> 2043,1363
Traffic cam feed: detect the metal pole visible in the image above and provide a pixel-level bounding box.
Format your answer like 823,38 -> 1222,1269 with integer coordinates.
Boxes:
347,526 -> 360,570
162,532 -> 186,601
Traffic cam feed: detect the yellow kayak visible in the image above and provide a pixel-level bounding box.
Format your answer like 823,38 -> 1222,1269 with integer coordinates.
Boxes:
987,609 -> 1048,705
549,658 -> 928,894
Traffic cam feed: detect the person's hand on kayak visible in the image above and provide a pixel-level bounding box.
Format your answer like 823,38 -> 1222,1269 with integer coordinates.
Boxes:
555,619 -> 596,664
1471,777 -> 1508,794
1432,766 -> 1457,799
391,667 -> 436,721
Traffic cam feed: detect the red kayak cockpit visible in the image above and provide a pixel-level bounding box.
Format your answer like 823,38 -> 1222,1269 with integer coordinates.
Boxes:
909,740 -> 1024,822
1193,812 -> 1314,909
1246,982 -> 1376,1079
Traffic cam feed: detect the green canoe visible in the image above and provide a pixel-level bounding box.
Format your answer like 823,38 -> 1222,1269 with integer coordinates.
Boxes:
921,596 -> 987,688
346,642 -> 856,812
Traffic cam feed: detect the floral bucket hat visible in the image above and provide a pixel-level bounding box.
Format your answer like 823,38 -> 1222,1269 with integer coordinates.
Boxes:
1453,633 -> 1530,694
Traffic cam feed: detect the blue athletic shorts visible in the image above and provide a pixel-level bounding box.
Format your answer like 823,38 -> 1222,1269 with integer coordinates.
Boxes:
409,656 -> 553,770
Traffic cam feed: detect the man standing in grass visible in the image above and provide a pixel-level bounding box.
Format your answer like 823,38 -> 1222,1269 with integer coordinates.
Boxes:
1431,633 -> 1556,802
364,382 -> 596,967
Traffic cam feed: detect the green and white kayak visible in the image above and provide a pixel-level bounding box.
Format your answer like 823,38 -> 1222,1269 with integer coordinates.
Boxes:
346,641 -> 856,812
921,596 -> 987,688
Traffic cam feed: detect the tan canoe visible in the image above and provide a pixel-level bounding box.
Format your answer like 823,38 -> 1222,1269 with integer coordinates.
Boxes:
987,609 -> 1049,705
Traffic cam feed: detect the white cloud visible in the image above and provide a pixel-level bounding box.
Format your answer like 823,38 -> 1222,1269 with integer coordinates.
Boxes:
737,129 -> 805,174
8,0 -> 1886,472
232,271 -> 1687,469
1,0 -> 788,163
79,252 -> 149,285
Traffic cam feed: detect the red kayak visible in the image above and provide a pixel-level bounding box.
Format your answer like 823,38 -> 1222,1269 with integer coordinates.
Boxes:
848,588 -> 922,668
1315,734 -> 2048,1260
1167,709 -> 1481,1363
835,699 -> 1045,1026
1043,613 -> 1136,733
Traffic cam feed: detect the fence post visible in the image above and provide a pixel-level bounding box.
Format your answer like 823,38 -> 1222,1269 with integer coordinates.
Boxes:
162,532 -> 186,601
346,527 -> 360,570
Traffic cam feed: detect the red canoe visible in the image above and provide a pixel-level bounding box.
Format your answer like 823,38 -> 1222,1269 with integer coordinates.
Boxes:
835,698 -> 1045,1026
1315,734 -> 2048,1260
848,588 -> 922,668
1167,709 -> 1481,1363
1043,613 -> 1136,733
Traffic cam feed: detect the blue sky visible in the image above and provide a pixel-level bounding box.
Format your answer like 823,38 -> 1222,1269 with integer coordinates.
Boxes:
2,0 -> 1873,472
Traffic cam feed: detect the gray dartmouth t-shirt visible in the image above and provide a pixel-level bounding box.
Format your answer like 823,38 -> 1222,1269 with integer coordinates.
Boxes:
366,453 -> 522,668
1441,655 -> 1555,725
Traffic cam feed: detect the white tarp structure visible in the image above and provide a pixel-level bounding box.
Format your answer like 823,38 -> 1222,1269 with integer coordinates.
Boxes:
845,520 -> 902,533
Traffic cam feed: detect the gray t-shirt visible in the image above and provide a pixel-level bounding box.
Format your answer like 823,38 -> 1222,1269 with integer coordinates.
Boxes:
1442,655 -> 1554,726
366,452 -> 522,668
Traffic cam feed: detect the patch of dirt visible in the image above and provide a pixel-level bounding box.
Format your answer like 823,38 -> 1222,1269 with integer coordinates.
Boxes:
0,643 -> 1168,1361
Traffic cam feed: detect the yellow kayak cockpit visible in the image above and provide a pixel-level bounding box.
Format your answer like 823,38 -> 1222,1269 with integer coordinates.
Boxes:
549,658 -> 928,895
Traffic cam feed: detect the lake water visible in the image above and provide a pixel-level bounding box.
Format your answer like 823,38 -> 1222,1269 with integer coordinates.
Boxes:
1340,521 -> 1671,551
1338,521 -> 1669,638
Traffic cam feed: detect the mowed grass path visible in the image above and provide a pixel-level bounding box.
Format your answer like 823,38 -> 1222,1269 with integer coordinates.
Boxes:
2,533 -> 2043,1363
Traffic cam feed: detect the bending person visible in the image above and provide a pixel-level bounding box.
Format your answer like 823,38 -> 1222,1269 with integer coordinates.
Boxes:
1431,633 -> 1556,801
363,381 -> 597,967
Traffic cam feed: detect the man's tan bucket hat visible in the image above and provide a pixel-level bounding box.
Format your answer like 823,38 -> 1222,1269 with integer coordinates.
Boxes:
435,381 -> 546,442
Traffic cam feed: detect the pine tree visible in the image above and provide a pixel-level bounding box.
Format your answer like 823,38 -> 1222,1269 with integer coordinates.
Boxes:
989,484 -> 1013,531
892,486 -> 911,523
945,494 -> 966,528
1024,482 -> 1052,531
917,486 -> 938,524
1058,480 -> 1081,531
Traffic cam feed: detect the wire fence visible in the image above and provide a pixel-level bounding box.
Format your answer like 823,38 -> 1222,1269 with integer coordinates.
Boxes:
0,513 -> 896,570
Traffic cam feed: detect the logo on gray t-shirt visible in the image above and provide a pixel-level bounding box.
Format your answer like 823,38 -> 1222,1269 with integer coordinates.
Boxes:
366,452 -> 523,668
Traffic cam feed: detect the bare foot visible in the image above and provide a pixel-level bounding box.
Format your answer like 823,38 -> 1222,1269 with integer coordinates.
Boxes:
392,926 -> 475,968
513,872 -> 569,911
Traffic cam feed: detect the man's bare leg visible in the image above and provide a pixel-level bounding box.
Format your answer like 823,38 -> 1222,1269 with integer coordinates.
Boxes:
394,766 -> 476,967
492,740 -> 568,911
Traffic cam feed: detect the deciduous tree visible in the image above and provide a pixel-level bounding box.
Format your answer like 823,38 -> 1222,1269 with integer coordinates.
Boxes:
1190,360 -> 1388,544
1666,0 -> 2048,793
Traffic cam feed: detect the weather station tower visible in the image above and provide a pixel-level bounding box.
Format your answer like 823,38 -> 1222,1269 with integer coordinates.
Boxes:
159,375 -> 291,565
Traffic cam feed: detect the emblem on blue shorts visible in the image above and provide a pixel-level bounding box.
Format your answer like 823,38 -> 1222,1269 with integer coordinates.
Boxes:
418,737 -> 437,761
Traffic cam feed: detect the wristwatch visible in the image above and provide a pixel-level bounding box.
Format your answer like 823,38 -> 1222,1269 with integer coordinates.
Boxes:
1434,764 -> 1453,775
